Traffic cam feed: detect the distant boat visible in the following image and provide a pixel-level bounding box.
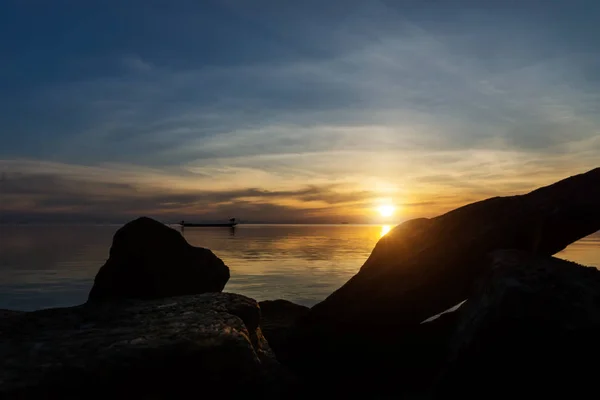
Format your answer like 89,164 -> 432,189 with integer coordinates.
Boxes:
180,218 -> 237,228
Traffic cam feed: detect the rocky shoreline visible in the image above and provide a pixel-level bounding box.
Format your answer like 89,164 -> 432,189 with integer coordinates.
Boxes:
1,167 -> 599,399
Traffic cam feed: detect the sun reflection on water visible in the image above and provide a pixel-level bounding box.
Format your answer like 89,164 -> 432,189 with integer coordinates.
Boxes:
380,225 -> 392,237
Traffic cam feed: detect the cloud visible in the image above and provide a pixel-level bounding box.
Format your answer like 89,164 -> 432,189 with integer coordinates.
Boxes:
20,17 -> 599,169
0,160 -> 379,223
2,148 -> 597,224
1,1 -> 599,222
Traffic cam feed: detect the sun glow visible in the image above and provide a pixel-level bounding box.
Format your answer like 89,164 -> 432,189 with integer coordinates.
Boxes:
380,225 -> 392,237
377,204 -> 395,217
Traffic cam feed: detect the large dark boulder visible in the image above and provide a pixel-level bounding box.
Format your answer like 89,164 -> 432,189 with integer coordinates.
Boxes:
0,293 -> 294,399
88,217 -> 230,302
433,250 -> 600,398
287,168 -> 600,389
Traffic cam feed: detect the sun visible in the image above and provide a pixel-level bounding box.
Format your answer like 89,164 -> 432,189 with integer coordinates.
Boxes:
377,204 -> 395,218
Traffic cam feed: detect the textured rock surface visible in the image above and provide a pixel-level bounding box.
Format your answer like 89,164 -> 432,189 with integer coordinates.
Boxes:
289,168 -> 600,368
433,250 -> 600,398
259,300 -> 309,362
88,217 -> 230,301
0,293 -> 292,399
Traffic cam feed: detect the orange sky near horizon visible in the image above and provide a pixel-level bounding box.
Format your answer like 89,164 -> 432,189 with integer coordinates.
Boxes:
2,154 -> 597,224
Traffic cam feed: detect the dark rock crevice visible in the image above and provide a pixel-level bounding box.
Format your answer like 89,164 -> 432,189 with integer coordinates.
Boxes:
258,300 -> 309,364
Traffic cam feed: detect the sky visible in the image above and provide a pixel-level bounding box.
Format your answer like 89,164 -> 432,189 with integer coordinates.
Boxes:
1,0 -> 599,224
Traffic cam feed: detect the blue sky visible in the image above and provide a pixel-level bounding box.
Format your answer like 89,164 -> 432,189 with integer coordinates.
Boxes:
1,0 -> 599,223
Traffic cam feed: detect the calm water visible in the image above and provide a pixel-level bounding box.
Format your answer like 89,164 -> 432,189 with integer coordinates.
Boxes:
0,224 -> 598,311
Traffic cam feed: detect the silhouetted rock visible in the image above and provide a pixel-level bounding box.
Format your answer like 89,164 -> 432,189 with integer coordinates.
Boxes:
433,250 -> 600,398
88,217 -> 230,302
0,293 -> 294,399
287,168 -> 600,390
0,309 -> 24,319
259,300 -> 309,362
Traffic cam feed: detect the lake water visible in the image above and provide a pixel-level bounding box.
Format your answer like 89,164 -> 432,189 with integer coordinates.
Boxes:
0,224 -> 599,311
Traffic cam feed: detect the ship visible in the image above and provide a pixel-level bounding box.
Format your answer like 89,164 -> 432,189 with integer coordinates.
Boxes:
179,218 -> 237,228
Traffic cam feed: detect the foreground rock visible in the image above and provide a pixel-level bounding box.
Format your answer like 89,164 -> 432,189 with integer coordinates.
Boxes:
288,168 -> 600,382
0,293 -> 293,399
258,300 -> 309,362
433,250 -> 600,398
88,217 -> 230,302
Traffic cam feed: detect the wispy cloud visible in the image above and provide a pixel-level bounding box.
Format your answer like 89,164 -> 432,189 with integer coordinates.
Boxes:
29,22 -> 600,162
1,1 -> 599,222
0,160 -> 377,223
